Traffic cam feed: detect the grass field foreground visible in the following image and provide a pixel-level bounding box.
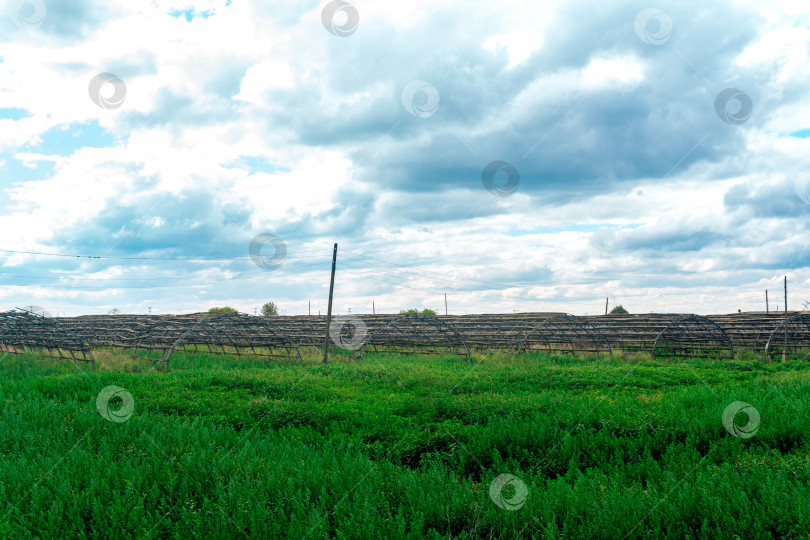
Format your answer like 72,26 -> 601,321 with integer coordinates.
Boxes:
1,350 -> 809,539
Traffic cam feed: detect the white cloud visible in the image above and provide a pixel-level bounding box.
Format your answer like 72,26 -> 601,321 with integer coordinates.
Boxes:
0,0 -> 807,315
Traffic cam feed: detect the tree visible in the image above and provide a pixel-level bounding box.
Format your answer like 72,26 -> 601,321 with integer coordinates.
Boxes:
108,308 -> 120,315
261,302 -> 279,316
399,308 -> 437,316
208,306 -> 237,313
610,305 -> 629,314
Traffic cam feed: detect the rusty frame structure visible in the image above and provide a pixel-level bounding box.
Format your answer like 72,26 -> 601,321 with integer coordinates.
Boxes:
358,315 -> 471,362
652,314 -> 734,359
0,309 -> 95,370
764,313 -> 810,360
128,312 -> 302,370
517,314 -> 612,359
10,311 -> 807,367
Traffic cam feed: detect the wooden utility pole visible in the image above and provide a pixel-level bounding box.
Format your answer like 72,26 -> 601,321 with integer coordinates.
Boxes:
766,290 -> 769,313
308,301 -> 311,316
322,243 -> 338,364
373,301 -> 375,315
782,276 -> 787,362
444,293 -> 448,315
605,297 -> 609,315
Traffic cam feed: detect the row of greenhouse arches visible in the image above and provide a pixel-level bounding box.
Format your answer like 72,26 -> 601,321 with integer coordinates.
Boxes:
8,310 -> 810,370
515,314 -> 734,360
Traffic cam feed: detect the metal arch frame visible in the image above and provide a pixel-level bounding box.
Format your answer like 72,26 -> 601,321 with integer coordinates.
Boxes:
217,312 -> 303,363
517,314 -> 613,359
764,313 -> 810,358
43,311 -> 810,361
753,327 -> 776,351
0,309 -> 96,370
131,312 -> 302,370
129,316 -> 190,367
358,315 -> 471,363
652,314 -> 734,359
5,309 -> 96,368
600,313 -> 664,354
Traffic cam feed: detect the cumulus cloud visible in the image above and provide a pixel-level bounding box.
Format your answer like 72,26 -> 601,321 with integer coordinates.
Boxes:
0,0 -> 807,315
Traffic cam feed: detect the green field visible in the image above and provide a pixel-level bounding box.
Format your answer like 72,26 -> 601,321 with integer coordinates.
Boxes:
1,349 -> 809,539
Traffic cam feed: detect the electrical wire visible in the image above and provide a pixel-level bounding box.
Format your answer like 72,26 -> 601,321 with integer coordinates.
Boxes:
0,260 -> 332,289
0,259 -> 331,283
342,250 -> 529,289
0,242 -> 787,313
0,246 -> 330,261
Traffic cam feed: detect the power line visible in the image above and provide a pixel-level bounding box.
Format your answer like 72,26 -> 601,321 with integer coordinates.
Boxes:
338,258 -> 778,311
0,261 -> 332,290
0,246 -> 330,261
0,270 -> 266,282
338,261 -> 481,293
0,260 -> 331,283
342,250 -> 527,289
340,253 -> 521,290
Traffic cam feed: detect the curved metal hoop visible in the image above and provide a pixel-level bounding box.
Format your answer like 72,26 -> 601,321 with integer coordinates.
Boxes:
652,314 -> 734,359
359,315 -> 471,362
0,309 -> 95,370
130,312 -> 302,370
517,314 -> 612,359
764,313 -> 810,359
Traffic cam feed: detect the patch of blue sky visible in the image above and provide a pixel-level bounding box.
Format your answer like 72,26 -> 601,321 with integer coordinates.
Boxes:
0,153 -> 55,211
0,108 -> 30,120
788,129 -> 810,138
224,156 -> 291,175
23,121 -> 117,156
0,152 -> 56,184
169,8 -> 215,21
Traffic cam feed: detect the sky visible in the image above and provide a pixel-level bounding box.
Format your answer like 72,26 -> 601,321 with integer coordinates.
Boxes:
0,0 -> 809,317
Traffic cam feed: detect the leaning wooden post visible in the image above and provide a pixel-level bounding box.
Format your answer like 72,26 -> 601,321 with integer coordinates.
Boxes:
322,243 -> 338,364
783,276 -> 788,362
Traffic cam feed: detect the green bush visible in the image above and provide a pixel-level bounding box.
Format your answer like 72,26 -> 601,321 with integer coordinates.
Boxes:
208,306 -> 237,313
261,302 -> 279,316
399,308 -> 437,316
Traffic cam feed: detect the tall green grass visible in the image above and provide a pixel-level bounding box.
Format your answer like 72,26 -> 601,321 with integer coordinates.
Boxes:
0,350 -> 808,538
